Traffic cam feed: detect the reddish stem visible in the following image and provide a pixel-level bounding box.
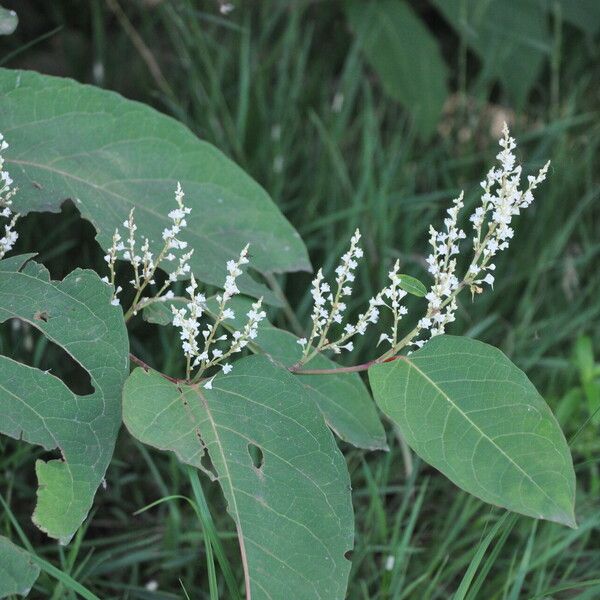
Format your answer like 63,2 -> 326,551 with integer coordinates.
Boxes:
129,351 -> 404,383
288,354 -> 405,376
129,353 -> 186,384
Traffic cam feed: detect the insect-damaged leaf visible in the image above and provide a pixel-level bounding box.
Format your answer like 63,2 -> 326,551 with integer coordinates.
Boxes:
369,335 -> 576,527
0,256 -> 129,543
123,356 -> 353,599
0,68 -> 310,304
0,536 -> 39,598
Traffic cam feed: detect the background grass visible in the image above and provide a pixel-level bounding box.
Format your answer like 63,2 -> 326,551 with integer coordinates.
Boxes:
1,1 -> 599,598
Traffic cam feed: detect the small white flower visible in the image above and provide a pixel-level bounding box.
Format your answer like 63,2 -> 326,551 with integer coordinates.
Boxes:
0,135 -> 19,260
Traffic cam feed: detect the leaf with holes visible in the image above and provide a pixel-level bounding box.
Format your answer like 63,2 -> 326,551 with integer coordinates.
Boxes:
0,68 -> 310,304
369,335 -> 576,527
0,256 -> 129,543
123,356 -> 354,599
0,537 -> 39,598
143,295 -> 387,451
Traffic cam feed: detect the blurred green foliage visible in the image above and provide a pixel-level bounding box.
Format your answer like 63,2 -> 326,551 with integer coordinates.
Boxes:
0,0 -> 599,597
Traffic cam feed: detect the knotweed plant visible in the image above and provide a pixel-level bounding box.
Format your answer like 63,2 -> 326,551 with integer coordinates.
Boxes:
0,85 -> 577,600
75,124 -> 549,382
293,124 -> 550,371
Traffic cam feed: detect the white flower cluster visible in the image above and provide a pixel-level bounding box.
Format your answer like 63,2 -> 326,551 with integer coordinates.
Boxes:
413,124 -> 549,347
103,183 -> 193,309
297,229 -> 379,360
298,124 -> 549,364
0,133 -> 19,260
470,124 -> 549,287
413,192 -> 466,345
103,185 -> 264,383
376,260 -> 409,347
171,244 -> 266,385
299,249 -> 414,364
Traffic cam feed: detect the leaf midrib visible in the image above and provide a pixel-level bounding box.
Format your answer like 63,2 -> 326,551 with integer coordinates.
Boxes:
403,357 -> 564,515
191,385 -> 253,599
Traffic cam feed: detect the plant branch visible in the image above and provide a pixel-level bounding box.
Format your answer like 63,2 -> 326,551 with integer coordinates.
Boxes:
129,353 -> 185,384
289,354 -> 405,375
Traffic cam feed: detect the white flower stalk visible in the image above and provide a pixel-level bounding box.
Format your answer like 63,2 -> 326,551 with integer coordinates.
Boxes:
123,208 -> 141,288
468,124 -> 550,290
103,229 -> 125,304
298,229 -> 377,362
412,124 -> 549,347
104,182 -> 193,317
171,245 -> 266,382
376,260 -> 409,348
0,133 -> 19,260
410,192 -> 466,346
171,274 -> 205,375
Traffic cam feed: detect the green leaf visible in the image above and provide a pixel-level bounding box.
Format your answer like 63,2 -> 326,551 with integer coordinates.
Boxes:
556,0 -> 600,35
123,356 -> 353,599
432,0 -> 550,106
142,298 -> 186,326
0,537 -> 39,598
143,296 -> 387,450
0,68 -> 310,303
0,6 -> 17,36
369,335 -> 576,527
397,274 -> 427,297
0,257 -> 129,543
346,0 -> 448,138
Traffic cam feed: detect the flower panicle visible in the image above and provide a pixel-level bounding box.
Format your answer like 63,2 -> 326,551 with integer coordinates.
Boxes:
171,244 -> 266,385
298,229 -> 376,360
103,182 -> 193,310
376,260 -> 409,348
0,133 -> 19,261
104,184 -> 262,384
298,124 -> 548,364
413,123 -> 549,348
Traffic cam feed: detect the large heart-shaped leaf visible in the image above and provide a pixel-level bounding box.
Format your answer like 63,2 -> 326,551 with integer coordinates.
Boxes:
369,335 -> 576,527
123,356 -> 353,599
346,0 -> 448,138
0,256 -> 129,543
0,537 -> 39,598
143,296 -> 387,451
0,68 -> 310,303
